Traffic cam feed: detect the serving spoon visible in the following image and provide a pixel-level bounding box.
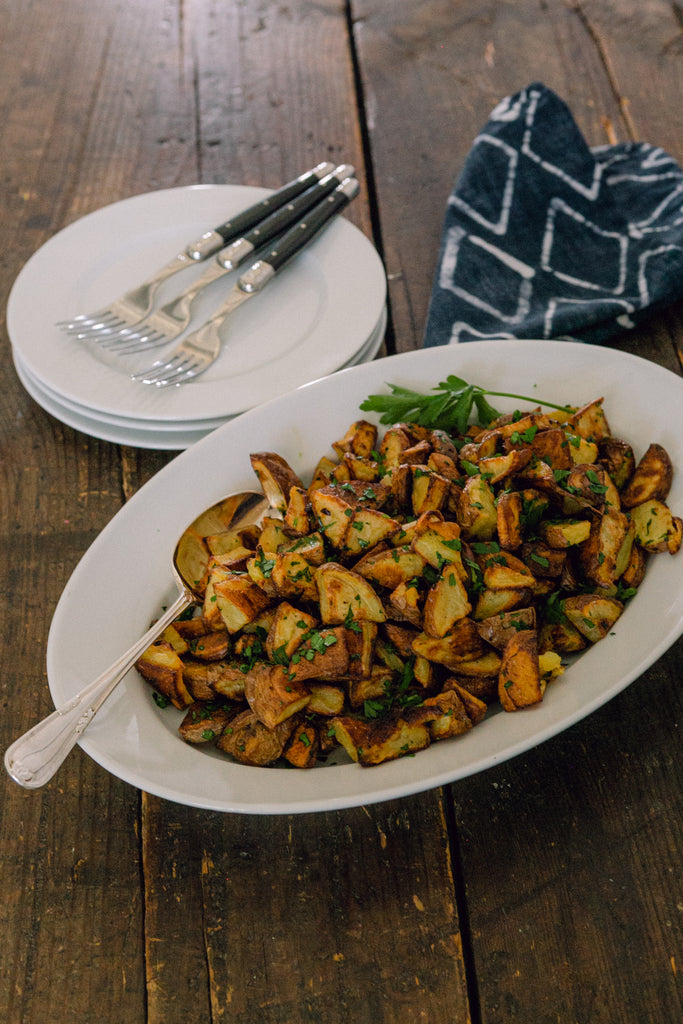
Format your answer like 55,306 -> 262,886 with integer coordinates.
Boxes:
4,489 -> 269,789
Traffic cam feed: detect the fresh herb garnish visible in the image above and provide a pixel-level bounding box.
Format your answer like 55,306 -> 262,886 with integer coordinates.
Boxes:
360,375 -> 572,434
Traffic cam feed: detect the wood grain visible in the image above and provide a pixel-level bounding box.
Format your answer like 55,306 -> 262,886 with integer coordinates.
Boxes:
452,634 -> 683,1023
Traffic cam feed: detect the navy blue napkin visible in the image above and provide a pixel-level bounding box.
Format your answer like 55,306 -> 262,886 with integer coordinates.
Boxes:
423,82 -> 683,347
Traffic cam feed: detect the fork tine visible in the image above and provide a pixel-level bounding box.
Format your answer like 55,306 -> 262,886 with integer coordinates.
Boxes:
105,330 -> 168,354
151,359 -> 208,387
131,330 -> 219,385
154,368 -> 201,388
132,356 -> 188,386
62,316 -> 130,339
131,352 -> 184,382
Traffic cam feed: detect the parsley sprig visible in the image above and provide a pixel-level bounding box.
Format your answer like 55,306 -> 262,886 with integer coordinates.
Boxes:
360,375 -> 572,435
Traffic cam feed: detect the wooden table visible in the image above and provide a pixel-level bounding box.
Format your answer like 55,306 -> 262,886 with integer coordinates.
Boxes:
1,2 -> 681,1021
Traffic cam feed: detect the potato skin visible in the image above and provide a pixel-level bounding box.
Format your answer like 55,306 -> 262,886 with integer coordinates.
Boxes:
216,710 -> 296,766
621,444 -> 673,508
498,630 -> 544,711
243,662 -> 311,729
136,641 -> 193,709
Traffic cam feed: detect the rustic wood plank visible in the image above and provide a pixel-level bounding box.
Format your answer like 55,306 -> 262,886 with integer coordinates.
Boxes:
0,421 -> 149,1023
183,0 -> 372,236
0,2 -> 193,1021
199,796 -> 468,1023
142,794 -> 470,1024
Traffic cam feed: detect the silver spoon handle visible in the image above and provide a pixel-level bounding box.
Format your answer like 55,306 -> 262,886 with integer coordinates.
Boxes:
4,590 -> 192,789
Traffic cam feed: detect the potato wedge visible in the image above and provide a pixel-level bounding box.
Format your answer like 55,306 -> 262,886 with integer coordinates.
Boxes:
498,630 -> 545,711
458,475 -> 497,540
250,452 -> 303,513
476,607 -> 536,650
179,701 -> 235,744
563,594 -> 624,642
216,709 -> 295,766
354,544 -> 426,589
243,662 -> 311,729
422,563 -> 472,638
316,563 -> 386,624
621,443 -> 673,508
332,706 -> 437,765
136,641 -> 193,709
630,499 -> 682,554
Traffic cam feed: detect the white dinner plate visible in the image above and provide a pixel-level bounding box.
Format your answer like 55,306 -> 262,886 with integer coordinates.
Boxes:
12,352 -> 217,449
7,184 -> 386,424
46,341 -> 683,813
12,309 -> 387,449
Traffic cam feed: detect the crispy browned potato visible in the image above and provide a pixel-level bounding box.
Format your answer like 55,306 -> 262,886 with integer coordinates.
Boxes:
382,623 -> 420,658
496,491 -> 524,550
480,550 -> 535,590
598,437 -> 636,490
179,701 -> 235,744
473,586 -> 533,621
538,620 -> 587,655
269,551 -> 318,602
332,419 -> 378,459
183,659 -> 246,701
265,602 -> 317,662
568,398 -> 611,441
578,509 -> 631,588
458,475 -> 497,540
422,564 -> 472,638
562,594 -> 624,642
283,486 -> 311,537
136,641 -> 194,709
519,540 -> 566,579
347,664 -> 394,709
540,518 -> 591,549
478,446 -> 533,483
316,563 -> 386,624
387,580 -> 423,627
412,617 -> 485,666
620,443 -> 673,508
137,394 -> 679,772
216,709 -> 296,766
283,721 -> 320,768
630,499 -> 682,554
411,510 -> 467,574
250,452 -> 304,513
423,689 -> 474,739
332,705 -> 438,765
378,425 -> 412,473
287,627 -> 350,683
476,607 -> 536,650
342,452 -> 380,482
410,467 -> 452,516
498,630 -> 545,711
354,545 -> 426,590
243,662 -> 311,729
307,684 -> 346,716
206,565 -> 272,632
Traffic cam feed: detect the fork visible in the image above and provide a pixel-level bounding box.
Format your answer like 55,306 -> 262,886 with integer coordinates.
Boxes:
88,164 -> 354,354
132,176 -> 359,388
58,161 -> 335,338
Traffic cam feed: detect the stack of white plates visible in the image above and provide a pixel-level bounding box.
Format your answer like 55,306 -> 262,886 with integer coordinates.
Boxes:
8,184 -> 387,449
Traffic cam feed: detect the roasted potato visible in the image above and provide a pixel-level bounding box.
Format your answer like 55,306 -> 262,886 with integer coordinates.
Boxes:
136,392 -> 679,770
